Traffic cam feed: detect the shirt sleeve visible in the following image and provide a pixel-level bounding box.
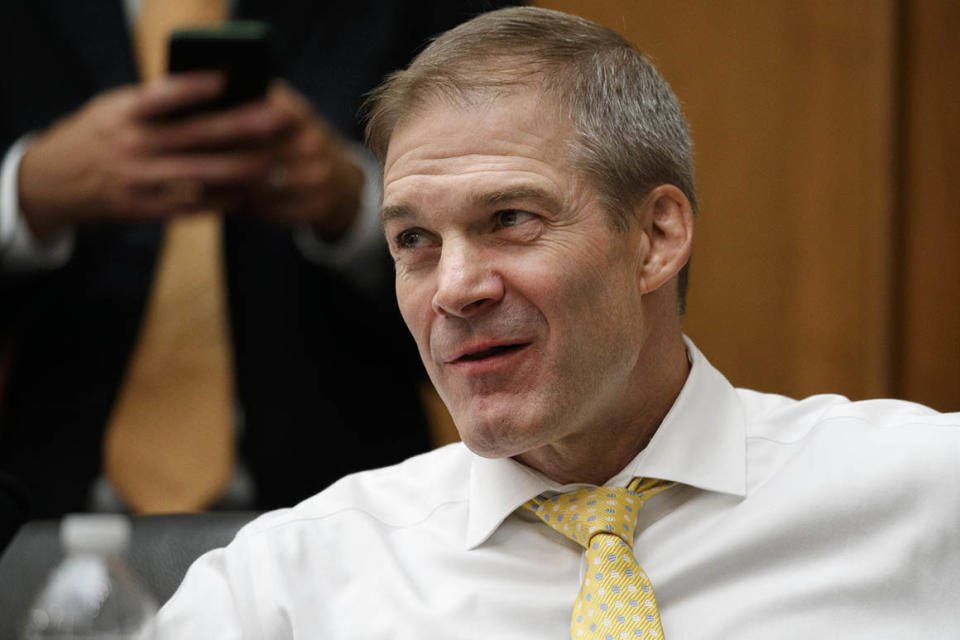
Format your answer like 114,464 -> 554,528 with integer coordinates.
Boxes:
0,135 -> 75,272
154,536 -> 264,640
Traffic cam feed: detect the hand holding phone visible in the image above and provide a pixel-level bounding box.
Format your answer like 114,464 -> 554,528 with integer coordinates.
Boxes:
18,23 -> 290,233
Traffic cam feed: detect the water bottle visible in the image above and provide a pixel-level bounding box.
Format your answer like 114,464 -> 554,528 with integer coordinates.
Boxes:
21,514 -> 158,639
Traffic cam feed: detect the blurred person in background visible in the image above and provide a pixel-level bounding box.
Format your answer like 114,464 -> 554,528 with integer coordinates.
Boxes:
0,0 -> 519,519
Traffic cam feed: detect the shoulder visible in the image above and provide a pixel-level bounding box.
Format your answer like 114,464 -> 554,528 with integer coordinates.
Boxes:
737,388 -> 958,441
157,445 -> 476,635
736,388 -> 959,496
240,443 -> 473,538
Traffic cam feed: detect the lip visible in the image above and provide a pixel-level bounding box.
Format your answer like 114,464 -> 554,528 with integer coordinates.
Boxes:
444,340 -> 532,375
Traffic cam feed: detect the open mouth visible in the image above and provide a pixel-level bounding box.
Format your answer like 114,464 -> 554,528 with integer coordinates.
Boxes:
457,343 -> 527,362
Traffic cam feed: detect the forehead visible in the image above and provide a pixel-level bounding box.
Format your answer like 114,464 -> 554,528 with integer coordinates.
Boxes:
382,90 -> 573,194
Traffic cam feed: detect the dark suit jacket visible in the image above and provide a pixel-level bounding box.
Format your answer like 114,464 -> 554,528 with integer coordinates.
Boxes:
0,471 -> 28,553
0,0 -> 516,517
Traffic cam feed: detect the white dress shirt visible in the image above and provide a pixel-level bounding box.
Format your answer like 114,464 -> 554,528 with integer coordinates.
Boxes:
156,339 -> 960,639
0,136 -> 73,270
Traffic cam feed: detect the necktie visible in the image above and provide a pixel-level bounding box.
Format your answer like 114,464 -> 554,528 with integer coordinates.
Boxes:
526,478 -> 674,639
103,0 -> 232,513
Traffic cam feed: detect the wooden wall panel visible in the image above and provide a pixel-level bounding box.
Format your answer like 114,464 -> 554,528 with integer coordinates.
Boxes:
898,0 -> 960,410
536,1 -> 898,401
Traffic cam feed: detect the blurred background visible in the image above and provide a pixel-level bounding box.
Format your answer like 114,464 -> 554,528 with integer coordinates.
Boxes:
536,0 -> 959,411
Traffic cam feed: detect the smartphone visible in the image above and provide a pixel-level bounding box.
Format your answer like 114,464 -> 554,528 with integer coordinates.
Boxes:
167,21 -> 275,114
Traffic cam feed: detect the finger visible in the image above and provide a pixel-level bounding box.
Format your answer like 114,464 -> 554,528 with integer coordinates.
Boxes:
266,80 -> 314,122
251,84 -> 346,166
139,152 -> 273,186
144,100 -> 291,153
253,138 -> 361,202
110,185 -> 205,218
132,72 -> 226,121
123,181 -> 247,217
247,163 -> 347,225
249,156 -> 334,203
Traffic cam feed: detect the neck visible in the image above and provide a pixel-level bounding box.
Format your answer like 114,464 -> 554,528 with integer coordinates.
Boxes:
516,324 -> 690,486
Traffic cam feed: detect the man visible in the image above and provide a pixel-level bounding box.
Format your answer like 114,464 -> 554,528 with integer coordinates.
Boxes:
0,1 -> 515,516
155,7 -> 960,638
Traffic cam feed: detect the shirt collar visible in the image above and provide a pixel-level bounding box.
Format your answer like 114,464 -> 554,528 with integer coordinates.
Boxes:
465,336 -> 747,550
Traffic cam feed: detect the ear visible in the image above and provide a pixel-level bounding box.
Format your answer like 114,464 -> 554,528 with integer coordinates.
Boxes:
637,184 -> 694,295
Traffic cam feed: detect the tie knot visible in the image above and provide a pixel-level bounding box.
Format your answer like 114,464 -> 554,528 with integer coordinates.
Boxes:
525,478 -> 672,549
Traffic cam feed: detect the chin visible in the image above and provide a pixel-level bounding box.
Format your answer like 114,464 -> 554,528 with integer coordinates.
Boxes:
453,406 -> 544,460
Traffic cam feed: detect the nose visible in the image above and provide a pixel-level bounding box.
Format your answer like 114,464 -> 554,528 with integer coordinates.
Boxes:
431,239 -> 504,318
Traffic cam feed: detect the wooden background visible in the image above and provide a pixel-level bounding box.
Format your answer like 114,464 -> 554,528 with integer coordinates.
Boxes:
534,0 -> 960,411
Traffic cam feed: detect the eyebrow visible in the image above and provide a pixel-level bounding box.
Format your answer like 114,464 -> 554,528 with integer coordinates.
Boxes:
480,185 -> 561,212
381,184 -> 563,225
381,203 -> 413,225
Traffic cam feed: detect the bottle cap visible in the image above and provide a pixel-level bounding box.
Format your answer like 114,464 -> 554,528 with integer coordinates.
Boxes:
60,514 -> 132,555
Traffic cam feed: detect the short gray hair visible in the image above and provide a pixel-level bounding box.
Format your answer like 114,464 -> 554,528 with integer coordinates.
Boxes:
365,6 -> 696,311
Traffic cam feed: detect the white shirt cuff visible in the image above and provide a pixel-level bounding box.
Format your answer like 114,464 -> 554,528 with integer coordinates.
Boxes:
293,142 -> 388,293
1,135 -> 75,271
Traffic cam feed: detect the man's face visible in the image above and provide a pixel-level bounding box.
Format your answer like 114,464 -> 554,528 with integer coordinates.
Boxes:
382,90 -> 653,461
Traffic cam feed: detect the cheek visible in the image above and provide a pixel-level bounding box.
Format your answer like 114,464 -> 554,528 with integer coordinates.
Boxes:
541,250 -> 623,316
396,278 -> 434,353
545,254 -> 643,356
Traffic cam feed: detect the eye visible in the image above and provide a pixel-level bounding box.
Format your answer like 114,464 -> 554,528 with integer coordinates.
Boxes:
395,228 -> 430,249
494,209 -> 537,229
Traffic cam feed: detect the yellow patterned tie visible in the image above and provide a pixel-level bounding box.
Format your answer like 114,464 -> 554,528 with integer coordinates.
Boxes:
526,478 -> 674,639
